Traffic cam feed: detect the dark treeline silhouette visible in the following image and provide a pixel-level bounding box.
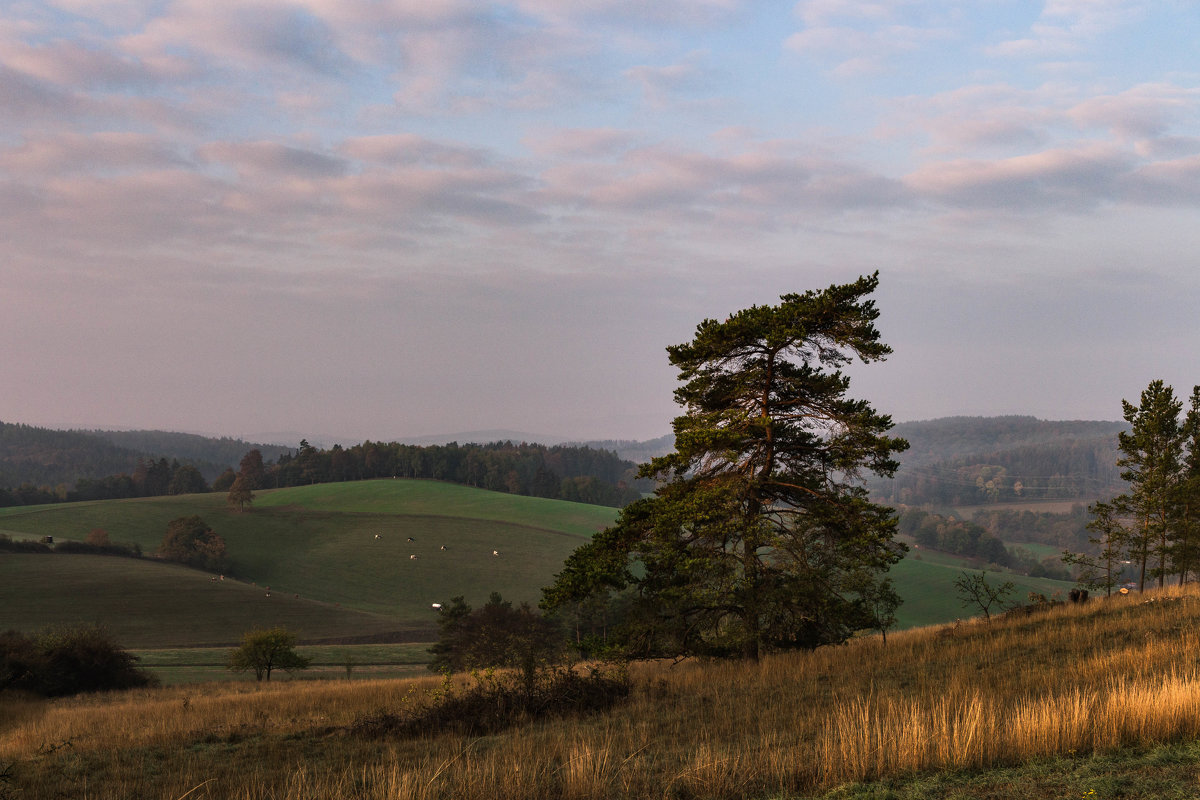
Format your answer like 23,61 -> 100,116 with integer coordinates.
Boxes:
0,435 -> 649,510
256,439 -> 647,507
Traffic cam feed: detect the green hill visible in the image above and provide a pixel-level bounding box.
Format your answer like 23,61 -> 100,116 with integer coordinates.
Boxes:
0,554 -> 405,648
0,480 -> 618,646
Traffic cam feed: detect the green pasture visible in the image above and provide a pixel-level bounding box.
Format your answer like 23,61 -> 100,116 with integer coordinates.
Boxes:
890,551 -> 1075,629
255,479 -> 617,536
0,554 -> 411,648
0,478 -> 1081,661
0,480 -> 618,622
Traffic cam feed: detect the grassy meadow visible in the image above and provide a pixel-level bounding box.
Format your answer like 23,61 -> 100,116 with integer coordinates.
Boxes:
0,478 -> 1077,671
5,585 -> 1200,799
0,480 -> 616,623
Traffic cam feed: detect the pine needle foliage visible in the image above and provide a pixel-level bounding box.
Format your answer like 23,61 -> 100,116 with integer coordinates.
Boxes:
545,273 -> 908,660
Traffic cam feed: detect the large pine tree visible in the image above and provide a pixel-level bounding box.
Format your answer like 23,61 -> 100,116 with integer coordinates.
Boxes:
544,273 -> 908,660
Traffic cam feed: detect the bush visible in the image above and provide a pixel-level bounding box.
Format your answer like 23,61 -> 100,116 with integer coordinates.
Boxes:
427,593 -> 563,689
0,625 -> 156,697
353,664 -> 630,738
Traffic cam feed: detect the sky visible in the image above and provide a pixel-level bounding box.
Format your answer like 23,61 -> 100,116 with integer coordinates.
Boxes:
2,0 -> 1199,445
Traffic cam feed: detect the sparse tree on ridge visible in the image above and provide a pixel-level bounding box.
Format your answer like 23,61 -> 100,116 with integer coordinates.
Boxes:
954,570 -> 1014,623
1063,501 -> 1129,596
543,273 -> 908,660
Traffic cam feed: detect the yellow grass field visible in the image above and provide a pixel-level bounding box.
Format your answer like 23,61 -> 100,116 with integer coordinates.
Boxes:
4,586 -> 1200,799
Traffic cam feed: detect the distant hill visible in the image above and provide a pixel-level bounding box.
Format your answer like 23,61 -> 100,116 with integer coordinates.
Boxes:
0,421 -> 290,492
873,416 -> 1129,507
85,429 -> 293,470
0,422 -> 143,489
572,434 -> 674,464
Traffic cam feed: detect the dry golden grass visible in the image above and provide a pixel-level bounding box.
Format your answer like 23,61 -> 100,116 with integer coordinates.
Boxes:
6,586 -> 1200,799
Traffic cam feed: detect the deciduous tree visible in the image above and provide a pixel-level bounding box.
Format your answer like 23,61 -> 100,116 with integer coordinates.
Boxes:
226,475 -> 254,512
157,515 -> 227,572
544,273 -> 907,660
227,627 -> 310,682
953,570 -> 1014,623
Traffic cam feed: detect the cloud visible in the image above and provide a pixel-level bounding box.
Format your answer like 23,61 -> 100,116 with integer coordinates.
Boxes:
524,127 -> 639,159
199,141 -> 351,179
340,134 -> 490,167
0,132 -> 189,174
0,38 -> 160,90
785,1 -> 958,74
987,0 -> 1146,58
1067,83 -> 1200,140
624,52 -> 717,106
905,143 -> 1134,210
126,0 -> 354,77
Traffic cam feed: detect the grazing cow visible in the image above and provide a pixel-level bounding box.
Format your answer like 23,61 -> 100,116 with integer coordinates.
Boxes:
493,550 -> 500,557
407,537 -> 415,542
374,534 -> 380,540
440,545 -> 447,551
431,603 -> 442,610
410,554 -> 418,560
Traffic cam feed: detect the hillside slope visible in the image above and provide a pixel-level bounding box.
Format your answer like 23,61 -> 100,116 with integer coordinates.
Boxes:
6,585 -> 1200,799
0,480 -> 618,638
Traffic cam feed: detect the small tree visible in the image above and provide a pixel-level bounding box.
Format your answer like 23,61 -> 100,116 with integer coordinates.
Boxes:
227,475 -> 254,512
1062,500 -> 1129,596
157,515 -> 227,572
954,570 -> 1014,623
227,627 -> 310,682
85,528 -> 110,546
428,593 -> 563,694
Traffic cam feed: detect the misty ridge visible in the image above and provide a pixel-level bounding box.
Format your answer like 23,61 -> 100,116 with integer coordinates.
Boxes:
0,416 -> 1126,512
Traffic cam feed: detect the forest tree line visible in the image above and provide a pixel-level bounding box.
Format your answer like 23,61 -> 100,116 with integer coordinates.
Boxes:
0,438 -> 649,509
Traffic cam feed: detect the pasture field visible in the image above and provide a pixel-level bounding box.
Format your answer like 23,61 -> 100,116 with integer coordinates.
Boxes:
0,554 -> 412,647
0,478 -> 1083,660
5,585 -> 1200,799
888,553 -> 1073,629
950,499 -> 1091,516
254,479 -> 617,536
0,480 -> 618,623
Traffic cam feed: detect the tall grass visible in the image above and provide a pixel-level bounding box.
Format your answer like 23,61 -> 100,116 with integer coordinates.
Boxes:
6,586 -> 1200,799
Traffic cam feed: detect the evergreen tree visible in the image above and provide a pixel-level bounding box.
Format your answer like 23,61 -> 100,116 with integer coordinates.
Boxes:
544,274 -> 907,660
1116,380 -> 1183,590
1173,387 -> 1200,584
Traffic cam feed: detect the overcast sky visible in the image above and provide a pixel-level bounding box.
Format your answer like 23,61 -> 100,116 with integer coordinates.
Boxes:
2,1 -> 1198,445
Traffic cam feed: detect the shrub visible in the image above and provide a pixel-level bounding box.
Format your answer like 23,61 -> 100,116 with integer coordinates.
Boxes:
0,625 -> 156,697
353,664 -> 630,739
427,592 -> 564,690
